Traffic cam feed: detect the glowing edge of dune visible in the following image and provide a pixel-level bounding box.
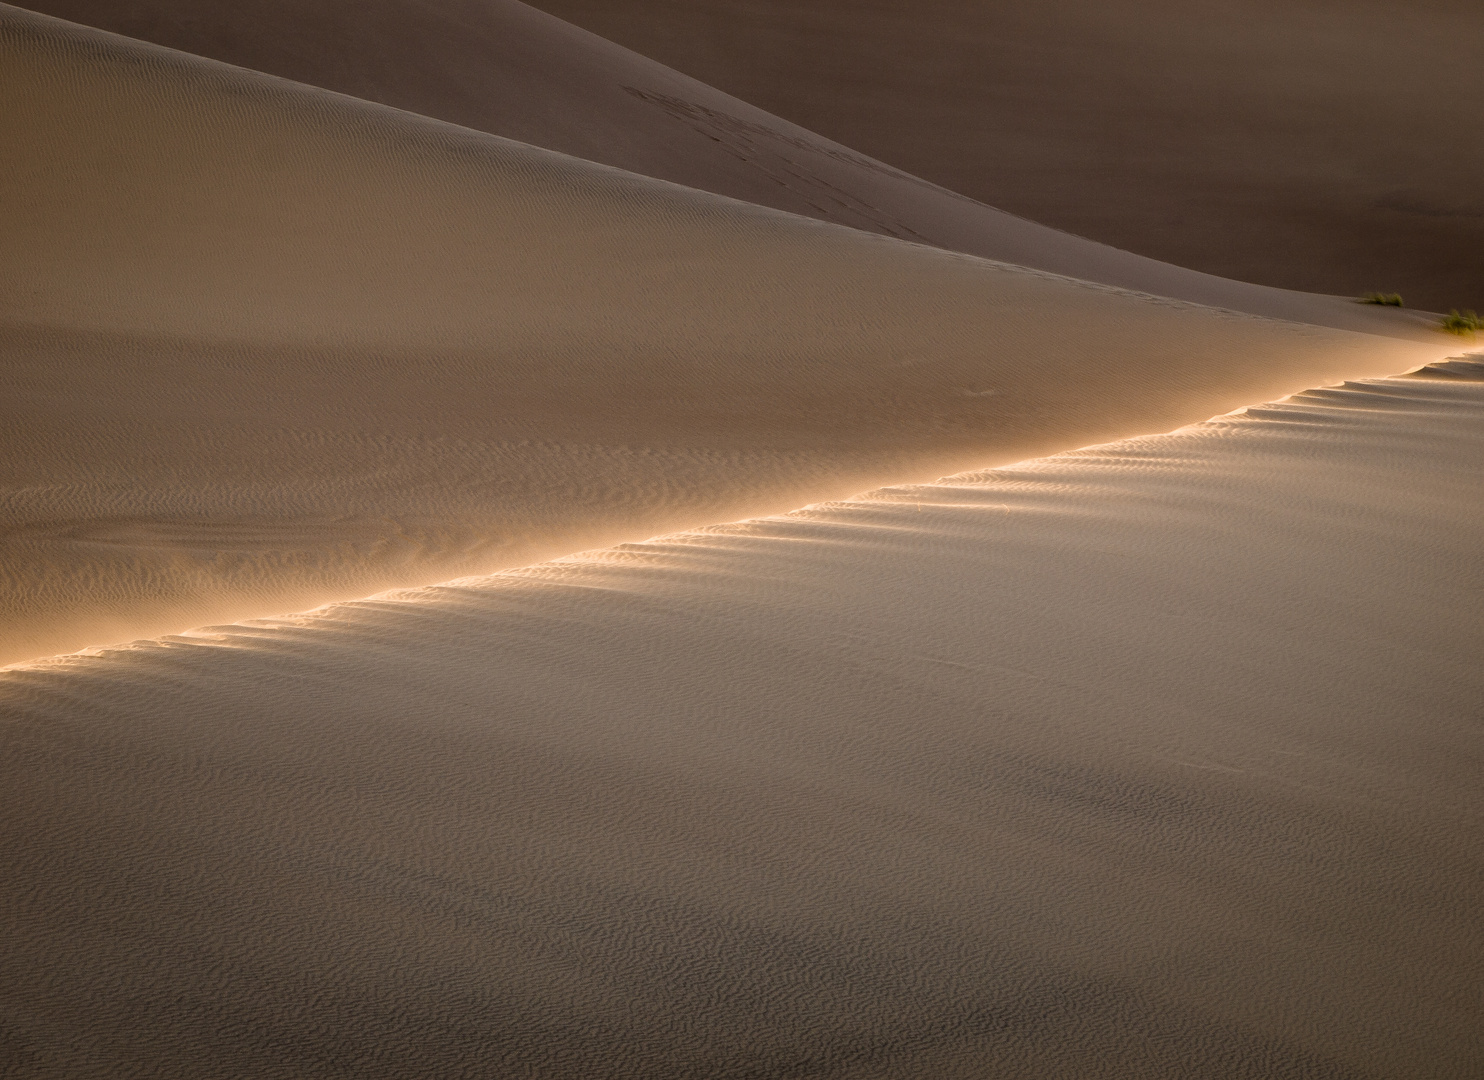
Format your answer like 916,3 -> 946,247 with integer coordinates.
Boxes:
7,354 -> 1467,674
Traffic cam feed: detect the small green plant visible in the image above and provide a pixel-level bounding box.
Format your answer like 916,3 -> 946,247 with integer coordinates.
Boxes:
1441,309 -> 1481,335
1358,292 -> 1405,306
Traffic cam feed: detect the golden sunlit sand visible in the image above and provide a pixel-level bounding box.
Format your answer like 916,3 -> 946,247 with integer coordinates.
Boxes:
0,6 -> 1437,665
0,2 -> 1478,1077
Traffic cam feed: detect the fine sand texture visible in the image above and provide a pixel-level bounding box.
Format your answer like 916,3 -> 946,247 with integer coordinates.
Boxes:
0,4 -> 1441,667
532,0 -> 1484,312
4,358 -> 1481,1078
9,0 -> 1440,336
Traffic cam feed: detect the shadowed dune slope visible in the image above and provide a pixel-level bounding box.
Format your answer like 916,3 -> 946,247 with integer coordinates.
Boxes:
10,0 -> 1436,335
0,5 -> 1441,666
533,0 -> 1484,312
4,360 -> 1482,1078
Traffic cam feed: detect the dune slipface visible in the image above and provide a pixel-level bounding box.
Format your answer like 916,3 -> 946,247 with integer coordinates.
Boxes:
8,0 -> 1439,334
0,4 -> 1440,666
3,360 -> 1481,1078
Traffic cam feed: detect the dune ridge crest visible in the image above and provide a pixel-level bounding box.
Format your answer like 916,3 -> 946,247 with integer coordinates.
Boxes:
0,3 -> 1443,667
7,354 -> 1476,672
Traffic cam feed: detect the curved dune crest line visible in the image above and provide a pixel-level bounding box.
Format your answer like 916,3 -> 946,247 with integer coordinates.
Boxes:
8,0 -> 1436,335
0,5 -> 1444,666
3,364 -> 1481,1077
532,0 -> 1484,313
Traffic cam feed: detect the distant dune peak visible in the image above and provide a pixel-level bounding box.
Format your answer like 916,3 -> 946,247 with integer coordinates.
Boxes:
530,0 -> 1484,313
7,0 -> 1441,336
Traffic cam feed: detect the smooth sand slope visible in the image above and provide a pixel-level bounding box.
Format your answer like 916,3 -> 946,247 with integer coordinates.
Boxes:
10,0 -> 1437,335
4,358 -> 1481,1078
535,0 -> 1484,312
0,5 -> 1440,667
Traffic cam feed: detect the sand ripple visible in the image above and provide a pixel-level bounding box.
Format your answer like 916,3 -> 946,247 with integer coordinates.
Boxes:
3,364 -> 1480,1077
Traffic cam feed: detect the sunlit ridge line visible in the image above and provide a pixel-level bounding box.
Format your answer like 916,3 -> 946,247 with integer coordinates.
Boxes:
2,356 -> 1465,673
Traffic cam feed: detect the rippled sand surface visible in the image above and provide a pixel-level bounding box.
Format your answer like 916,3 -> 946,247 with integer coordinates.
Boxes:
0,5 -> 1436,665
4,360 -> 1481,1077
4,3 -> 1478,1076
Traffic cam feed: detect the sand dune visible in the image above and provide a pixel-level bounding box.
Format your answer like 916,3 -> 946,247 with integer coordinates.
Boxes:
4,359 -> 1480,1077
0,4 -> 1442,667
9,0 -> 1439,334
4,2 -> 1477,1073
534,0 -> 1484,312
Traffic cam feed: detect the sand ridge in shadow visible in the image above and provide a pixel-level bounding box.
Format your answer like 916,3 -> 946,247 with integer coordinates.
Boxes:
9,0 -> 1440,336
530,0 -> 1484,312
